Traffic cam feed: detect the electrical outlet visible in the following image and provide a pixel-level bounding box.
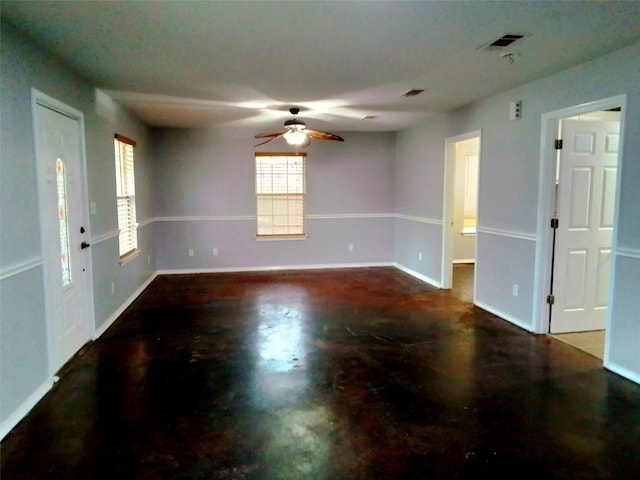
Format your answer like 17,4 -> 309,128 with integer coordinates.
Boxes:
509,100 -> 522,120
90,202 -> 97,215
213,248 -> 219,256
188,249 -> 194,257
111,281 -> 115,295
512,284 -> 519,296
418,252 -> 423,261
147,255 -> 151,265
348,243 -> 354,252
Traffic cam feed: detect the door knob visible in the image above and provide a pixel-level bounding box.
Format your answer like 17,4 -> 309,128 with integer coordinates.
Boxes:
81,241 -> 91,249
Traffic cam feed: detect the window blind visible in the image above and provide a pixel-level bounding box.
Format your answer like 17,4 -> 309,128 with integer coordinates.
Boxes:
114,135 -> 138,257
255,153 -> 306,237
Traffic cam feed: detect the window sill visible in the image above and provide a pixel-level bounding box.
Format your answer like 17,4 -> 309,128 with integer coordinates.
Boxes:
119,249 -> 139,266
255,235 -> 307,241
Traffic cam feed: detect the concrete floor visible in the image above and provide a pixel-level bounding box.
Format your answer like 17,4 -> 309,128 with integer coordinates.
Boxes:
2,266 -> 639,479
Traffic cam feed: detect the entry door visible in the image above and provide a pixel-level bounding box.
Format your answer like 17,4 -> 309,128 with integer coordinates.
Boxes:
35,103 -> 91,371
550,119 -> 620,333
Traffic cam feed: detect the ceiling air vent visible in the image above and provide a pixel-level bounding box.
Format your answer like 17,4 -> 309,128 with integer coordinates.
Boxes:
402,89 -> 424,97
485,33 -> 525,49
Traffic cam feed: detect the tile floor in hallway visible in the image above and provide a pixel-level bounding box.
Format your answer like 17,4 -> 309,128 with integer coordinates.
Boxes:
551,331 -> 606,360
2,266 -> 639,480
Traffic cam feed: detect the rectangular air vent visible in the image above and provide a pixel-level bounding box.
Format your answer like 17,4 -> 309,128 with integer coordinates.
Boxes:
402,89 -> 425,97
484,34 -> 525,50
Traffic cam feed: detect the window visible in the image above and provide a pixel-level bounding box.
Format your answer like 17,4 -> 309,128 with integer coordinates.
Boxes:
114,134 -> 138,258
255,153 -> 306,237
55,158 -> 72,286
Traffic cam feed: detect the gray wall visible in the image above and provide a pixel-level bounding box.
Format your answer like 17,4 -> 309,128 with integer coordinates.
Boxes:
0,21 -> 156,432
152,128 -> 396,270
2,16 -> 639,439
394,42 -> 640,380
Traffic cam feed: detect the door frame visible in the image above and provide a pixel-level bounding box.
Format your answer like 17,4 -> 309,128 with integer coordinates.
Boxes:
532,95 -> 627,337
442,130 -> 482,289
31,89 -> 95,376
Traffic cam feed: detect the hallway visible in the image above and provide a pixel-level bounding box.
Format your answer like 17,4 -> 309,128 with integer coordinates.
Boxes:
2,267 -> 639,479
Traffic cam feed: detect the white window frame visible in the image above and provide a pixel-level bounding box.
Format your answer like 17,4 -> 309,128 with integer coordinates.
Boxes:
255,152 -> 306,238
114,134 -> 138,259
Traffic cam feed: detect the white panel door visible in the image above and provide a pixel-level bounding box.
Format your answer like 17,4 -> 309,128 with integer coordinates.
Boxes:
36,104 -> 91,371
550,119 -> 619,333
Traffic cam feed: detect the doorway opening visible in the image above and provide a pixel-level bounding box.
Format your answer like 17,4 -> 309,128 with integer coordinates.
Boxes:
442,131 -> 481,298
548,109 -> 620,358
534,95 -> 626,362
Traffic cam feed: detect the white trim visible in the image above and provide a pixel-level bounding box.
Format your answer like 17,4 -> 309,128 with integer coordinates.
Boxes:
442,130 -> 482,289
0,378 -> 53,441
308,213 -> 394,220
604,361 -> 640,385
453,259 -> 475,264
157,262 -> 394,276
155,215 -> 254,222
0,257 -> 44,281
395,214 -> 442,225
138,217 -> 156,227
91,229 -> 119,245
393,263 -> 441,288
474,300 -> 535,333
91,219 -> 153,245
533,94 -> 627,334
476,226 -> 537,242
255,235 -> 308,241
617,247 -> 640,260
153,213 -> 395,223
93,271 -> 158,339
118,249 -> 140,266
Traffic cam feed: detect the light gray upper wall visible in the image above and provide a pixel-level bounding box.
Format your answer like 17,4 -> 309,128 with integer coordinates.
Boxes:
0,20 -> 90,266
151,128 -> 396,270
394,42 -> 640,380
152,128 -> 395,217
0,20 -> 153,245
397,42 -> 640,238
90,91 -> 154,234
394,117 -> 448,219
0,20 -> 155,426
306,132 -> 395,215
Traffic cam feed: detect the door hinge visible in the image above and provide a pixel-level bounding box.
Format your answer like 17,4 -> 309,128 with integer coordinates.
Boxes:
550,218 -> 559,229
546,295 -> 555,305
554,139 -> 563,150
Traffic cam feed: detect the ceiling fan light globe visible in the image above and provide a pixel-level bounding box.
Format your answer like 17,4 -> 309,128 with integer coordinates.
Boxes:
284,130 -> 308,146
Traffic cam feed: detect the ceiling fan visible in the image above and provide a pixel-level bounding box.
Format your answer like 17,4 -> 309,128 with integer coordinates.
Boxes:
254,108 -> 344,147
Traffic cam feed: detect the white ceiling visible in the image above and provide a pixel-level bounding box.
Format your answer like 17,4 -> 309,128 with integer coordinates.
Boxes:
3,1 -> 640,133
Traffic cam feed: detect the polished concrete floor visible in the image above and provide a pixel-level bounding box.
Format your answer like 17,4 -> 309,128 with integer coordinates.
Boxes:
2,266 -> 640,479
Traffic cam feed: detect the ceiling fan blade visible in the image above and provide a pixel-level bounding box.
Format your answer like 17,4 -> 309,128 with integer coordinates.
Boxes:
254,131 -> 285,138
305,129 -> 344,142
253,134 -> 284,147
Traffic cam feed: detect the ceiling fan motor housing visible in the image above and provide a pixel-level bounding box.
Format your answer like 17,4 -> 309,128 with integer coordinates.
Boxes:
284,118 -> 306,128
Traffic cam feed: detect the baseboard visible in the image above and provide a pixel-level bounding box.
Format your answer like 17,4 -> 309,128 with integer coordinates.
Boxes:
393,263 -> 441,288
157,262 -> 394,275
0,378 -> 53,441
93,271 -> 159,339
604,361 -> 640,385
474,300 -> 535,333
